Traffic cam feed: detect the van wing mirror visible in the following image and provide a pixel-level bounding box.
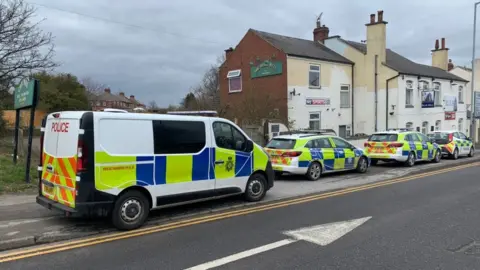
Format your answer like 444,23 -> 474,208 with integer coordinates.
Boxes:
245,140 -> 254,152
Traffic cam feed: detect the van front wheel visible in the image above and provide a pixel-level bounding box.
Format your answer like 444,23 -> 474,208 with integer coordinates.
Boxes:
244,173 -> 267,202
112,190 -> 150,230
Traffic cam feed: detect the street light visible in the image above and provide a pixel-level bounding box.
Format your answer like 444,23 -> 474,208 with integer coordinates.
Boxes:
470,2 -> 480,140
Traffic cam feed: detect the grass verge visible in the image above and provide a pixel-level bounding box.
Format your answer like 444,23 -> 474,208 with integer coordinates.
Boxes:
0,155 -> 38,194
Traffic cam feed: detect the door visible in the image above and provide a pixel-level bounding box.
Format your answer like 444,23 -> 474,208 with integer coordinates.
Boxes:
338,125 -> 347,139
330,137 -> 356,170
211,121 -> 252,193
305,138 -> 335,172
455,132 -> 470,154
418,133 -> 435,160
411,133 -> 426,160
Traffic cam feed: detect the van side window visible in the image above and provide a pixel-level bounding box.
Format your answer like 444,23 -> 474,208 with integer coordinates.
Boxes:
152,120 -> 206,154
213,122 -> 247,152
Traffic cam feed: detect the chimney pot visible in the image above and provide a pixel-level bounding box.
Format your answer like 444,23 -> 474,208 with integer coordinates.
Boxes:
377,10 -> 383,22
130,95 -> 135,99
119,92 -> 125,96
104,88 -> 111,93
441,38 -> 445,49
370,14 -> 375,24
313,25 -> 329,44
435,39 -> 439,50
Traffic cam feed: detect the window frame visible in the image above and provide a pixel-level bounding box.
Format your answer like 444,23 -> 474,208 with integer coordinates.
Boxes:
458,85 -> 464,103
405,80 -> 414,107
406,122 -> 413,130
212,121 -> 249,152
340,85 -> 351,108
458,118 -> 464,133
227,69 -> 242,93
308,112 -> 321,130
433,82 -> 441,107
421,121 -> 429,134
435,120 -> 441,131
331,137 -> 353,149
315,138 -> 333,148
308,64 -> 321,88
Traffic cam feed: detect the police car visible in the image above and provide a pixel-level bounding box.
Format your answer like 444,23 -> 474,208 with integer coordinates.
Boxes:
264,131 -> 370,181
427,130 -> 475,159
364,129 -> 442,166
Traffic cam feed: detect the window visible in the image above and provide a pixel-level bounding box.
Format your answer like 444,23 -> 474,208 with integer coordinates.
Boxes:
99,119 -> 154,155
340,85 -> 350,108
421,121 -> 429,134
433,82 -> 441,106
227,69 -> 242,93
102,101 -> 106,106
267,138 -> 296,149
369,134 -> 398,142
455,132 -> 467,140
405,80 -> 414,106
458,86 -> 464,103
316,138 -> 333,148
418,133 -> 430,142
331,137 -> 352,149
309,112 -> 321,130
458,118 -> 464,133
305,140 -> 317,149
406,122 -> 413,130
419,80 -> 429,90
96,101 -> 100,106
152,120 -> 206,154
411,133 -> 422,142
212,122 -> 247,152
435,120 -> 441,131
309,65 -> 320,88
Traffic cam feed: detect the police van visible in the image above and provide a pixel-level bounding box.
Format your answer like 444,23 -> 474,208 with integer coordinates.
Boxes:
37,110 -> 274,230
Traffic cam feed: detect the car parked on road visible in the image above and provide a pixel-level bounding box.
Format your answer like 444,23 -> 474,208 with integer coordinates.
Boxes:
427,130 -> 475,159
264,132 -> 370,181
364,129 -> 442,167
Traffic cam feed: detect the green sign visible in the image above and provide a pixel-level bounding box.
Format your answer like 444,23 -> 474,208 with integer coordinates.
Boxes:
14,79 -> 36,109
251,60 -> 282,78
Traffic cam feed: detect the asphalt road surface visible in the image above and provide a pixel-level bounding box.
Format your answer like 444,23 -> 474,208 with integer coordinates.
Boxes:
2,164 -> 480,269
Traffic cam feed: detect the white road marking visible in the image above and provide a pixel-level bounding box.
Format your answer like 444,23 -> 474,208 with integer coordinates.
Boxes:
0,217 -> 56,229
185,239 -> 297,270
5,231 -> 19,236
185,216 -> 372,270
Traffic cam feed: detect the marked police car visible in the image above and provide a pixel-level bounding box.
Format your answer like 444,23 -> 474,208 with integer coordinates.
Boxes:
264,131 -> 370,181
427,130 -> 475,159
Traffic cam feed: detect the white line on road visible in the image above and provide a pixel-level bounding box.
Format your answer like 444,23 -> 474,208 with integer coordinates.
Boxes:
184,239 -> 297,270
0,217 -> 56,229
5,231 -> 19,236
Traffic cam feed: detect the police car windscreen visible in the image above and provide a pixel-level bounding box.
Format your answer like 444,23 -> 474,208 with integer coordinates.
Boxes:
266,138 -> 296,149
368,134 -> 398,142
428,132 -> 449,144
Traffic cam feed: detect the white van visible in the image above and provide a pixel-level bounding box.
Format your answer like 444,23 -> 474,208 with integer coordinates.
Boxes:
37,111 -> 274,230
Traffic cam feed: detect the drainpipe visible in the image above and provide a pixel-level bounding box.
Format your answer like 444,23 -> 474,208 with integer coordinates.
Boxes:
374,55 -> 378,132
386,74 -> 400,130
351,63 -> 355,136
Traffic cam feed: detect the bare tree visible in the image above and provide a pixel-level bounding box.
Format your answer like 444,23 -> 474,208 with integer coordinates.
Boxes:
80,76 -> 107,95
148,100 -> 158,110
0,0 -> 57,91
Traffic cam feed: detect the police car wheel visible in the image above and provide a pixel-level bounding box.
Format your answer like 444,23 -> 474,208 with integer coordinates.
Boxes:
452,148 -> 459,160
112,190 -> 150,230
432,150 -> 441,163
405,152 -> 415,167
468,147 -> 474,157
307,162 -> 322,181
244,173 -> 267,202
356,157 -> 368,173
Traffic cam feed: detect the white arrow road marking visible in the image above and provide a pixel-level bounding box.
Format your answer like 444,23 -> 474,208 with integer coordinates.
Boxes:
185,216 -> 372,270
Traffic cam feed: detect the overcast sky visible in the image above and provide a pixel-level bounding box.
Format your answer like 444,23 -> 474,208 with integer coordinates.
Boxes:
32,0 -> 475,106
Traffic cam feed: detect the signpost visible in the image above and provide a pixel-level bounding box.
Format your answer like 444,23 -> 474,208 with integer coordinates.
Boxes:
13,78 -> 39,183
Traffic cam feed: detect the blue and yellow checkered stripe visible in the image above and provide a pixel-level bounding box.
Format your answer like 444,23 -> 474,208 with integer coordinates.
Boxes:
298,148 -> 364,171
94,147 -> 263,191
401,141 -> 437,160
455,139 -> 472,147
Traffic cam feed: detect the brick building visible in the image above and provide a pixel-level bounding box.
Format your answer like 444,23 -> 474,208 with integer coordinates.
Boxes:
88,88 -> 146,111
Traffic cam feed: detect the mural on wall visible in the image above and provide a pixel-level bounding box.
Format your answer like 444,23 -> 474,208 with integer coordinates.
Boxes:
421,90 -> 434,108
443,95 -> 458,112
250,59 -> 282,78
305,97 -> 331,106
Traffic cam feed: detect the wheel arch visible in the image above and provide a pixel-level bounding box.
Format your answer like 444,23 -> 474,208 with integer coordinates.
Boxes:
116,185 -> 153,210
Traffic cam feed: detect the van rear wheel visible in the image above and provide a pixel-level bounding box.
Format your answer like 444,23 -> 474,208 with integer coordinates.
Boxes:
244,173 -> 267,202
112,190 -> 150,230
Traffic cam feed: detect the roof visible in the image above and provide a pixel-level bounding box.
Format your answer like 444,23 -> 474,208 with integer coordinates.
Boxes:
340,39 -> 468,82
251,29 -> 354,65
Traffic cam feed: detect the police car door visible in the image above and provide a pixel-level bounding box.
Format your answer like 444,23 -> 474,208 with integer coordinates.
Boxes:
211,121 -> 252,194
330,137 -> 356,170
455,132 -> 470,154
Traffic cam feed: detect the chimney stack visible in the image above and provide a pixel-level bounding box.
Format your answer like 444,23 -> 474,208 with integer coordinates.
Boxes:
370,14 -> 375,24
104,88 -> 111,93
313,24 -> 330,44
448,59 -> 454,71
119,92 -> 125,96
366,11 -> 387,63
225,47 -> 234,59
377,10 -> 383,22
130,95 -> 135,100
431,38 -> 449,70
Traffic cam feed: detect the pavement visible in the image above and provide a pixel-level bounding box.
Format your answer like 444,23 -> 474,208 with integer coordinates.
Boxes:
0,152 -> 479,253
1,155 -> 480,269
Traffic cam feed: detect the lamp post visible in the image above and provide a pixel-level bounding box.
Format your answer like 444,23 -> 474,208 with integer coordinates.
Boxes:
470,2 -> 480,140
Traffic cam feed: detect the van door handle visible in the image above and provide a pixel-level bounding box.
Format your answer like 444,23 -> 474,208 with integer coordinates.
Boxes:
215,160 -> 224,165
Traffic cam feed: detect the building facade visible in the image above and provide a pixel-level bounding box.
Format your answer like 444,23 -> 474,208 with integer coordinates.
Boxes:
88,88 -> 146,112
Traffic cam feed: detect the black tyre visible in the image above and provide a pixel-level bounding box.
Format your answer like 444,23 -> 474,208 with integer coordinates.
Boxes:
370,159 -> 378,166
111,190 -> 150,231
432,149 -> 441,163
452,148 -> 459,160
356,156 -> 368,173
405,152 -> 415,167
244,173 -> 267,202
468,147 -> 475,157
306,161 -> 322,181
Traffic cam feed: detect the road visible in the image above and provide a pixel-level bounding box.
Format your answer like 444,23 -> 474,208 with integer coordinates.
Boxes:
2,162 -> 480,269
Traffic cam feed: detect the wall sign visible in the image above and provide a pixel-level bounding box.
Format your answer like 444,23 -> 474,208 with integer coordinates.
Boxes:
251,60 -> 282,78
443,95 -> 457,112
306,97 -> 330,106
421,90 -> 434,108
445,111 -> 456,120
475,91 -> 480,119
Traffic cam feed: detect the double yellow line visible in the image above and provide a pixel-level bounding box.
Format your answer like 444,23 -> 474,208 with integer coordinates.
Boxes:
1,161 -> 478,263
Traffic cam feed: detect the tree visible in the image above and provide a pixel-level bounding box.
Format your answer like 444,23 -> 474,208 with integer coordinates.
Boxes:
34,72 -> 90,112
80,76 -> 106,95
147,100 -> 158,110
0,0 -> 56,93
180,92 -> 198,110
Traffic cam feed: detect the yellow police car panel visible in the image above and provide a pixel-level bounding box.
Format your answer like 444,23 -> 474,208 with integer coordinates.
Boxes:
264,134 -> 370,181
37,111 -> 274,230
427,130 -> 475,159
365,130 -> 442,166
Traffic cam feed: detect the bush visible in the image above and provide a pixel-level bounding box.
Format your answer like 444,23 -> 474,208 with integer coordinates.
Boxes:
0,110 -> 6,136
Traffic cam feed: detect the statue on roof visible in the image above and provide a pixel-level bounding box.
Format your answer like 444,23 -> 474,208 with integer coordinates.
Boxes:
316,12 -> 323,27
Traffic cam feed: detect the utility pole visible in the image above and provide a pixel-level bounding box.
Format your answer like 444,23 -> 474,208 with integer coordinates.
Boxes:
470,2 -> 480,140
